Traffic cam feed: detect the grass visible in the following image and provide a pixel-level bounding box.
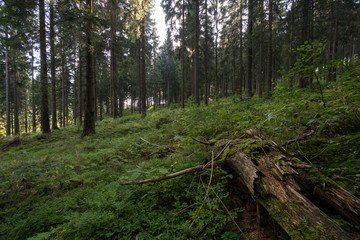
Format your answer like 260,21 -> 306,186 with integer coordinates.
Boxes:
0,61 -> 360,239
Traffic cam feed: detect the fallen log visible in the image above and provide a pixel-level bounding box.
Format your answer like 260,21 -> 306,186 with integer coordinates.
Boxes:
225,136 -> 358,239
120,134 -> 360,239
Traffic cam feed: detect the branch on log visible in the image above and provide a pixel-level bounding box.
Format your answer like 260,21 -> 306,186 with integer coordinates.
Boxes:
119,164 -> 207,185
191,137 -> 215,146
120,132 -> 360,238
281,130 -> 315,146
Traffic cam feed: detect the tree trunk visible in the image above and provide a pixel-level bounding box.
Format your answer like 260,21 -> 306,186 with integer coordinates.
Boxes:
266,0 -> 273,95
141,16 -> 147,118
31,44 -> 36,132
14,70 -> 19,135
82,0 -> 95,137
39,0 -> 51,134
5,32 -> 11,136
79,46 -> 83,126
110,0 -> 118,119
181,0 -> 185,108
50,0 -> 58,129
194,0 -> 200,105
238,1 -> 243,98
245,0 -> 253,97
222,134 -> 358,239
204,0 -> 208,106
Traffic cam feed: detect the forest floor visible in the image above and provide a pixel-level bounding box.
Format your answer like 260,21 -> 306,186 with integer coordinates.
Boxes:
1,66 -> 360,239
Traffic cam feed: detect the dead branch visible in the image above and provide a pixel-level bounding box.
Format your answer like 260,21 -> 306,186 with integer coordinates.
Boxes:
189,151 -> 215,228
140,138 -> 165,149
120,140 -> 232,186
119,164 -> 208,185
281,130 -> 315,146
191,137 -> 215,146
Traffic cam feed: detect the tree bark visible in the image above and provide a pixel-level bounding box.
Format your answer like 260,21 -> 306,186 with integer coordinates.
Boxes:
5,32 -> 11,136
194,0 -> 200,105
39,0 -> 51,134
110,0 -> 118,119
223,135 -> 358,239
245,0 -> 253,97
204,0 -> 208,106
238,1 -> 243,98
141,16 -> 147,118
181,0 -> 185,108
50,0 -> 58,129
82,0 -> 95,137
14,70 -> 19,135
266,0 -> 273,95
31,44 -> 36,132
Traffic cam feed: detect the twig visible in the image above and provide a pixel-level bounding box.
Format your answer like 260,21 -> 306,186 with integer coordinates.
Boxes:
308,145 -> 330,161
281,130 -> 315,147
173,202 -> 201,216
211,186 -> 249,240
189,151 -> 215,229
140,138 -> 164,149
120,140 -> 232,185
191,137 -> 215,146
214,140 -> 232,161
119,164 -> 207,185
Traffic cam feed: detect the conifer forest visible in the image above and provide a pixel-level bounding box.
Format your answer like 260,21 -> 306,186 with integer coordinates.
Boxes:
0,0 -> 360,239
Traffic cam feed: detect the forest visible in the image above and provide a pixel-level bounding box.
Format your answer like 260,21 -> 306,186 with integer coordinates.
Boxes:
0,0 -> 360,239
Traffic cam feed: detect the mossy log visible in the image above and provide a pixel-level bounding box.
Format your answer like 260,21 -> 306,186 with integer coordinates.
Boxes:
222,135 -> 358,240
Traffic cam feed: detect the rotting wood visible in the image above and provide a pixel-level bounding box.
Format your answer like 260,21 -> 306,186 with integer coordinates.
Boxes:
119,132 -> 360,239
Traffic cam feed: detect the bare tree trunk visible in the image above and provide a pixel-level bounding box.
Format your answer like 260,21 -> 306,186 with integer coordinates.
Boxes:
61,44 -> 66,128
204,0 -> 208,106
266,0 -> 273,95
110,0 -> 118,118
25,91 -> 28,133
138,40 -> 142,114
5,32 -> 11,136
141,16 -> 147,118
82,0 -> 95,137
39,0 -> 50,134
79,46 -> 83,126
238,1 -> 243,98
181,0 -> 185,108
14,70 -> 19,135
194,0 -> 200,105
31,44 -> 36,132
245,0 -> 253,97
50,0 -> 58,129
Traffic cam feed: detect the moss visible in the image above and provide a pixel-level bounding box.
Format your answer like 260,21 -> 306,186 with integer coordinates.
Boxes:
218,146 -> 237,165
288,219 -> 326,240
236,139 -> 268,154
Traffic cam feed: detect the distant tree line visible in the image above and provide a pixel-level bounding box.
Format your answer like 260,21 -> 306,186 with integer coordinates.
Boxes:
0,0 -> 359,136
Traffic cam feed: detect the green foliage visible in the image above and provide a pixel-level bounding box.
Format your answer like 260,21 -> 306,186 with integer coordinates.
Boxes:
1,61 -> 359,239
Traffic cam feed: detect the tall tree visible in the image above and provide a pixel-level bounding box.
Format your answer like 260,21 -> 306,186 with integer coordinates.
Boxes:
39,0 -> 51,134
245,0 -> 253,96
265,0 -> 272,95
238,0 -> 243,98
13,70 -> 19,135
181,0 -> 185,108
50,0 -> 58,129
110,0 -> 118,118
141,15 -> 147,118
31,43 -> 36,132
194,0 -> 200,105
82,0 -> 95,137
204,0 -> 209,105
5,32 -> 11,136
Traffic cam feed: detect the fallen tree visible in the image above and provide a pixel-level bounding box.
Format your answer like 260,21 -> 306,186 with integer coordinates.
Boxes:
120,130 -> 360,239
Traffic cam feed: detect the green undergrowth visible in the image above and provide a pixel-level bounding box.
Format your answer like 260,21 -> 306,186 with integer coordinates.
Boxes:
0,61 -> 359,239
